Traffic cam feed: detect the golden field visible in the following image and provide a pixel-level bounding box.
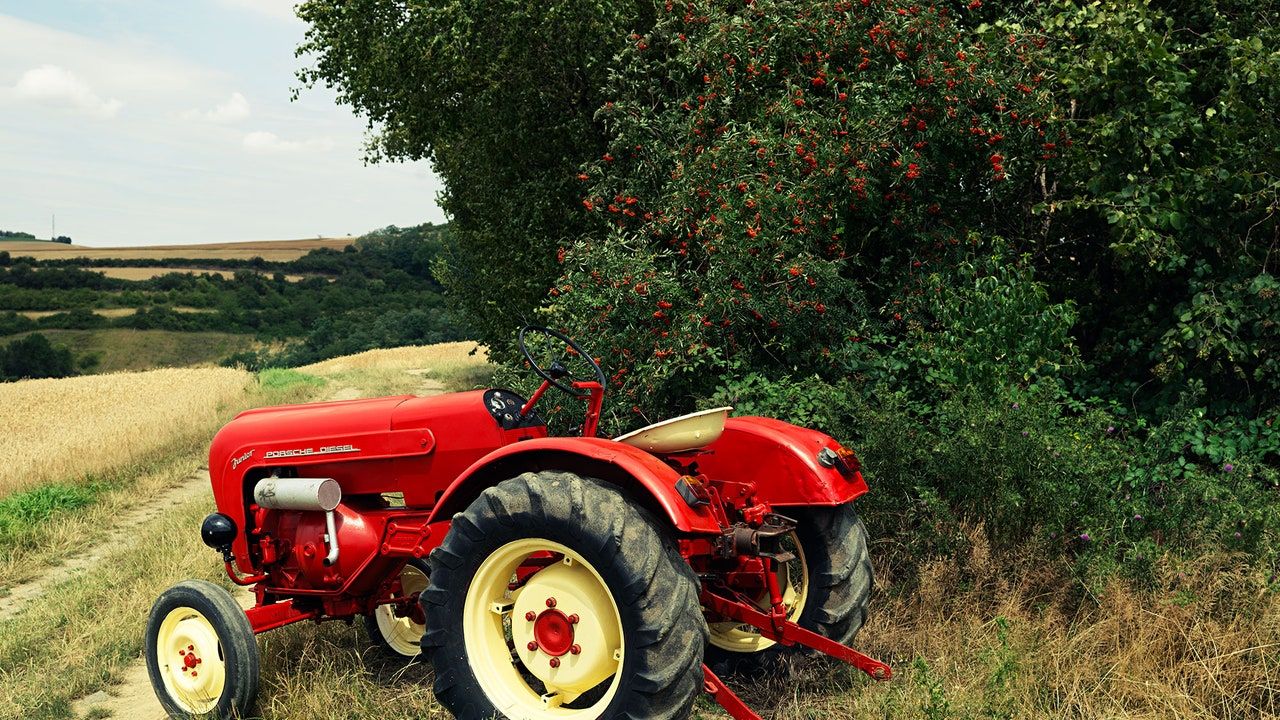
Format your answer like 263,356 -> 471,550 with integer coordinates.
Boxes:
299,341 -> 488,374
0,367 -> 252,498
2,237 -> 354,262
92,267 -> 314,282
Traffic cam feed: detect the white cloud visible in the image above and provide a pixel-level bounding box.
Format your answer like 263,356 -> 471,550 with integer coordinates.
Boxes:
0,16 -> 226,99
10,65 -> 123,118
184,92 -> 251,123
242,130 -> 332,154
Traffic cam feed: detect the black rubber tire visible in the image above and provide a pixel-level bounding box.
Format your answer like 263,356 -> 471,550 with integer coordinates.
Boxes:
364,557 -> 431,659
145,579 -> 259,720
705,504 -> 873,674
422,471 -> 707,720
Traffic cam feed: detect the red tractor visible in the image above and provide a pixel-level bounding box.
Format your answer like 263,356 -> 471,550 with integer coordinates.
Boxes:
145,327 -> 889,719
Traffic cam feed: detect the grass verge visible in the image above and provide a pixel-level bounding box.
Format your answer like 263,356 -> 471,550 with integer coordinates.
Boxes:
0,371 -> 323,590
0,498 -> 222,720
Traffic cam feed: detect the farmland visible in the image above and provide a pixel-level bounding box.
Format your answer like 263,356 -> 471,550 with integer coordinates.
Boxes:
92,267 -> 313,282
0,224 -> 461,379
5,329 -> 257,373
2,237 -> 355,262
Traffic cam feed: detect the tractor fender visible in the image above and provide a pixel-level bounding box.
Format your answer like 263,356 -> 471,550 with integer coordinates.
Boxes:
695,417 -> 870,507
428,437 -> 723,534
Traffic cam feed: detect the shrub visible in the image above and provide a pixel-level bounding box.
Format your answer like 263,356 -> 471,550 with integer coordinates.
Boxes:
0,334 -> 76,381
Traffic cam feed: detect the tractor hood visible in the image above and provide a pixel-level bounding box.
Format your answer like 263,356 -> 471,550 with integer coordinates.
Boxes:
209,395 -> 415,481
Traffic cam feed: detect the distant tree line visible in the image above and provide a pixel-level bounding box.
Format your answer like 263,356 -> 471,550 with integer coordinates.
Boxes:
0,231 -> 35,239
0,223 -> 466,379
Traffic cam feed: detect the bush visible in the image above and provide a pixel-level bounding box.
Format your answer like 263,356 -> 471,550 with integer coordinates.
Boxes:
0,333 -> 76,381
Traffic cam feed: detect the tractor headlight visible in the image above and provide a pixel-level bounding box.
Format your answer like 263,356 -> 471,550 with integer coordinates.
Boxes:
201,512 -> 237,553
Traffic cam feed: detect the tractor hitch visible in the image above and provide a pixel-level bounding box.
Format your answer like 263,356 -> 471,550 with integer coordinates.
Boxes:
699,588 -> 891,719
702,665 -> 763,720
701,588 -> 892,681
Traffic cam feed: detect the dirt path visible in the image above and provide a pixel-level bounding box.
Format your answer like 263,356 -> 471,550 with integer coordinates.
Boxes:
67,378 -> 444,719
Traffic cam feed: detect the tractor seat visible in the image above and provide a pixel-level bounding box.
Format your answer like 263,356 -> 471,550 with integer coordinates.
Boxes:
613,407 -> 732,454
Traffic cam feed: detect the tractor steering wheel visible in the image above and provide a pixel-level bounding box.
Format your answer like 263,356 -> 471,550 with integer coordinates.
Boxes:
518,326 -> 607,398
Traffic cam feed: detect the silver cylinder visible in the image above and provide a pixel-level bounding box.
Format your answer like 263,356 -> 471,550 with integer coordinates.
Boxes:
253,477 -> 341,512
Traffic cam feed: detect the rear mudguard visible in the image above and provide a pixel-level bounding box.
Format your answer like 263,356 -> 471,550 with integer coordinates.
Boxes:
428,437 -> 723,534
694,417 -> 869,507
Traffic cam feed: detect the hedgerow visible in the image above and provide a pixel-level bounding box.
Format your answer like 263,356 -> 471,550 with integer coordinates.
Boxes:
298,0 -> 1279,578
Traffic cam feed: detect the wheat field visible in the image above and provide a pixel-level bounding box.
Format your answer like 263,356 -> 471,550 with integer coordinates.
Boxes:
300,341 -> 488,375
0,367 -> 252,499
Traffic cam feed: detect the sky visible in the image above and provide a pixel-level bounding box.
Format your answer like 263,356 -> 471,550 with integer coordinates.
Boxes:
0,0 -> 447,247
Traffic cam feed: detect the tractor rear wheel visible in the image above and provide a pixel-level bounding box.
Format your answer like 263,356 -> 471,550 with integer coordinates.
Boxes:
145,579 -> 259,720
422,471 -> 707,719
365,558 -> 431,658
705,503 -> 872,673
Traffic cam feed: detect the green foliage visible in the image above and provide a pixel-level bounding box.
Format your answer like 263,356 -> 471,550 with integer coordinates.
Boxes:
0,333 -> 76,381
0,224 -> 467,374
0,230 -> 35,239
295,0 -> 1280,576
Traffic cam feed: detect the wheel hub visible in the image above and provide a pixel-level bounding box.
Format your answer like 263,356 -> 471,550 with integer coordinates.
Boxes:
532,608 -> 576,657
510,557 -> 622,695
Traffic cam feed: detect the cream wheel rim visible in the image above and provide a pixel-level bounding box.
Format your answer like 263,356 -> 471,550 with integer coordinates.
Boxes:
464,538 -> 624,719
156,607 -> 226,714
375,563 -> 429,656
708,531 -> 809,653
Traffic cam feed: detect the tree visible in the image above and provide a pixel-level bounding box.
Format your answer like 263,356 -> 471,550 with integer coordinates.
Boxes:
296,0 -> 655,355
0,333 -> 76,381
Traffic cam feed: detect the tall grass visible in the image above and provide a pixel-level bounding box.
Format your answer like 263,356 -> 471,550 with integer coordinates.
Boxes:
0,368 -> 252,500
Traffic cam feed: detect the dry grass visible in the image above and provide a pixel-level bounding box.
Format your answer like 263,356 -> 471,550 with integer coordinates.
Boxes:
740,529 -> 1280,719
300,342 -> 488,374
0,493 -> 225,720
0,367 -> 252,499
4,237 -> 354,261
300,342 -> 493,396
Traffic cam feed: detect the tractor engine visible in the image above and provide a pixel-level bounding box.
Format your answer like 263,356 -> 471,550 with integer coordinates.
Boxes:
246,476 -> 388,595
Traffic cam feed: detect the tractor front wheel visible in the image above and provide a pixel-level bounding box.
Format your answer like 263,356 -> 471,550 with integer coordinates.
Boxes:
422,471 -> 707,719
145,579 -> 259,719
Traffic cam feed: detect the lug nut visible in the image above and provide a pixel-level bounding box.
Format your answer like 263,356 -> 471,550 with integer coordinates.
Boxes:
549,657 -> 561,668
567,614 -> 579,624
545,597 -> 557,608
527,641 -> 539,652
525,611 -> 537,621
570,644 -> 581,655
